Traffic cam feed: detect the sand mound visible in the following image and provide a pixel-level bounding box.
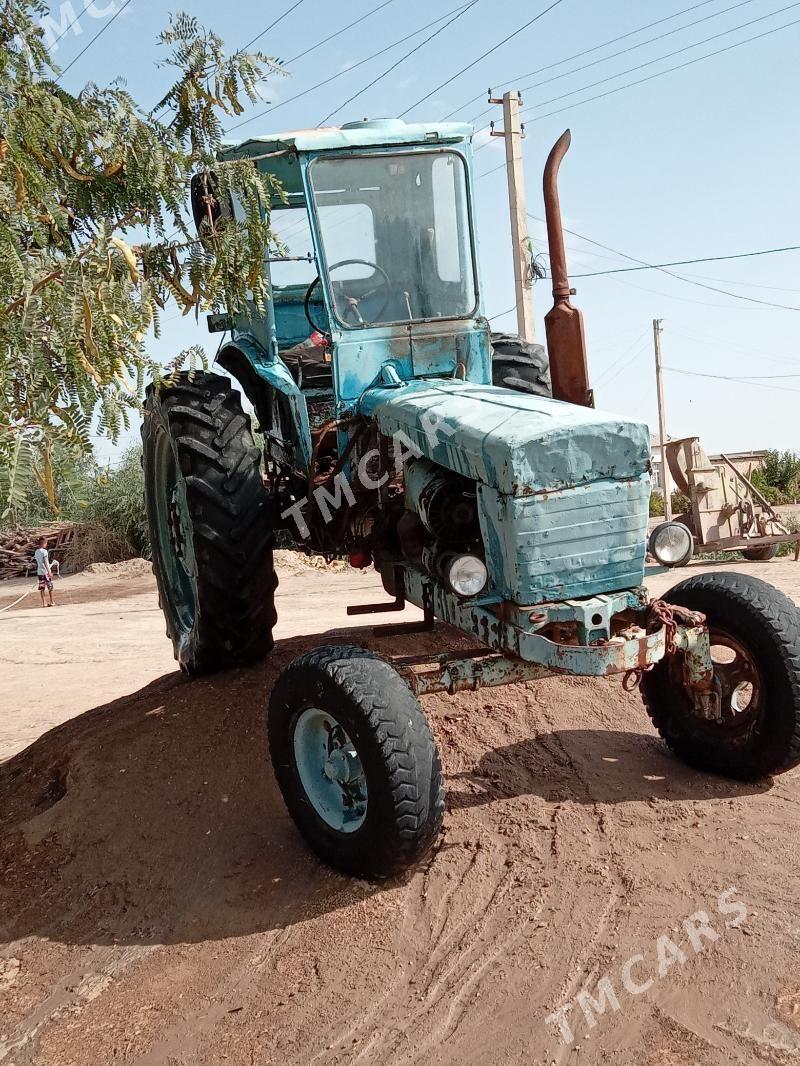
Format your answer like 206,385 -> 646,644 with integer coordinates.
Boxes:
273,549 -> 348,575
84,557 -> 152,577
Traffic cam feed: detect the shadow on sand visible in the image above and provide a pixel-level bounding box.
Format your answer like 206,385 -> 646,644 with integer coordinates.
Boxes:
0,622 -> 767,949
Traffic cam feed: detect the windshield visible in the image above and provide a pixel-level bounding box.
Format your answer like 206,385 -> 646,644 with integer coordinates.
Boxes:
309,151 -> 477,328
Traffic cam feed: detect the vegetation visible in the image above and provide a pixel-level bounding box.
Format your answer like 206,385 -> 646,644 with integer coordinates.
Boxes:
0,3 -> 285,517
0,445 -> 149,563
82,448 -> 149,558
649,490 -> 691,518
751,450 -> 800,505
652,451 -> 799,560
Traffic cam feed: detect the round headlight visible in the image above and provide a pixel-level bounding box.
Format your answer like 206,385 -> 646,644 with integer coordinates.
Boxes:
650,521 -> 693,566
446,554 -> 488,598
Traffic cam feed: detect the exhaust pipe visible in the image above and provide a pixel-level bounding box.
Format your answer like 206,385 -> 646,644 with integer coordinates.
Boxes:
543,130 -> 593,408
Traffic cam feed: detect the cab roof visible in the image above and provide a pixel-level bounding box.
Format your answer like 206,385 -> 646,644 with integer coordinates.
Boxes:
221,118 -> 473,159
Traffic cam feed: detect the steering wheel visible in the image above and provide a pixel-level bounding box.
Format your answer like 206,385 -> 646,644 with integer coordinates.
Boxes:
304,258 -> 392,333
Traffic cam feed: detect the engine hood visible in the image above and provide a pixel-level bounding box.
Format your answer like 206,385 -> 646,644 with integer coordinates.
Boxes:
358,380 -> 651,496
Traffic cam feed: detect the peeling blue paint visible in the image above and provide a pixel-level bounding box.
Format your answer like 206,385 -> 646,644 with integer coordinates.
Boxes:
218,335 -> 312,473
360,378 -> 651,605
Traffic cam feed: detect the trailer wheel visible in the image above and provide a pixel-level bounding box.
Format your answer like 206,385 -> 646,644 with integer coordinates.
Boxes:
641,572 -> 800,780
142,372 -> 277,674
490,333 -> 552,397
268,646 -> 444,879
743,544 -> 779,562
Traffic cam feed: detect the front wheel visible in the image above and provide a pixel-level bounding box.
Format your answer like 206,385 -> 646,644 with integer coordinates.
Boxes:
641,572 -> 800,780
268,646 -> 444,879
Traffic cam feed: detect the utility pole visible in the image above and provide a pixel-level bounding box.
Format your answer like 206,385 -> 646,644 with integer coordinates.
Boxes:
653,318 -> 673,522
489,89 -> 535,342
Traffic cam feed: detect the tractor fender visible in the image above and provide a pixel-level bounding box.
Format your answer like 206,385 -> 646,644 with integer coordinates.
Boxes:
217,335 -> 312,474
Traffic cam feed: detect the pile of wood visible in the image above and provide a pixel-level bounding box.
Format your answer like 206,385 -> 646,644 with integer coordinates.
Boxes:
0,523 -> 77,579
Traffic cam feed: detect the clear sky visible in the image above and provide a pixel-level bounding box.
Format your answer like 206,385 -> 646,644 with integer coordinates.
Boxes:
47,0 -> 800,460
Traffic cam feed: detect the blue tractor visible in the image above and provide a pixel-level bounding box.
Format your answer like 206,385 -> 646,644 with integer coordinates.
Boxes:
142,119 -> 800,879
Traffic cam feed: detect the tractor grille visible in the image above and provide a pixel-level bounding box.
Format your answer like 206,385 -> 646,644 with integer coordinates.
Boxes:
478,474 -> 650,605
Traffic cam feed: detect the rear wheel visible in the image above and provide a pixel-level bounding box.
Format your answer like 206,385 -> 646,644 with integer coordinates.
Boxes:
743,544 -> 779,562
268,646 -> 444,879
142,371 -> 277,674
491,333 -> 552,397
641,572 -> 800,779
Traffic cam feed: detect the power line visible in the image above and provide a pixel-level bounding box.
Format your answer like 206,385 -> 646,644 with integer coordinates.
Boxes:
598,342 -> 650,388
151,0 -> 312,115
594,269 -> 780,310
571,244 -> 800,277
283,0 -> 399,65
471,0 -> 799,146
669,324 -> 800,365
594,331 -> 650,387
524,10 -> 800,124
226,3 -> 471,134
439,0 -> 724,120
676,271 -> 800,293
469,0 -> 758,125
678,368 -> 800,378
664,366 -> 800,392
518,1 -> 800,118
317,0 -> 481,126
240,0 -> 305,52
397,0 -> 565,119
527,213 -> 800,312
48,0 -> 104,50
488,303 -> 517,322
58,0 -> 133,78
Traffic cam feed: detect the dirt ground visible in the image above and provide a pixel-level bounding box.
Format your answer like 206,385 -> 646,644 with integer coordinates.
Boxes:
1,556 -> 800,1065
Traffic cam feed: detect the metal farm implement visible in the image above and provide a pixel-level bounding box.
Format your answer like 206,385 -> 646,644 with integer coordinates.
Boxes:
649,436 -> 800,568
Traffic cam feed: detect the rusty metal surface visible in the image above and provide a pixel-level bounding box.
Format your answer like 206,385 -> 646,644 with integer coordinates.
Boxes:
542,130 -> 593,408
398,653 -> 552,696
673,624 -> 720,720
699,533 -> 800,552
399,565 -> 670,677
478,475 -> 650,604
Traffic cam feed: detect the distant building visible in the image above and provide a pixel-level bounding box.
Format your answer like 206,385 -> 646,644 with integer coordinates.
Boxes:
707,449 -> 768,481
650,434 -> 767,494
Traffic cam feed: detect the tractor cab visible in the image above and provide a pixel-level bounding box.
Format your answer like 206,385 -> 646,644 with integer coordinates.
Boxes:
217,119 -> 491,411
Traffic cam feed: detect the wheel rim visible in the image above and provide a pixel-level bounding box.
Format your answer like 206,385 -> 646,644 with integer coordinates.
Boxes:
293,707 -> 368,833
676,628 -> 764,736
152,428 -> 197,633
708,630 -> 763,731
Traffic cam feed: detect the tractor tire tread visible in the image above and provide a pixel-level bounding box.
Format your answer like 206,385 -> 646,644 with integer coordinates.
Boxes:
269,645 -> 444,879
642,571 -> 800,778
143,371 -> 277,674
490,332 -> 552,398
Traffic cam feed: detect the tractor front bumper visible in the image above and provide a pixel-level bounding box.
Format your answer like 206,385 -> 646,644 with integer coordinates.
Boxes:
392,565 -> 713,700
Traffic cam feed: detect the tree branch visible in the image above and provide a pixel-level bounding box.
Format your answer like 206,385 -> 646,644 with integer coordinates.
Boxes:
1,208 -> 141,318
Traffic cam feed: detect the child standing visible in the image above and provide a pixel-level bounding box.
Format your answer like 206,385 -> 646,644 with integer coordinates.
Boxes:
34,536 -> 55,607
